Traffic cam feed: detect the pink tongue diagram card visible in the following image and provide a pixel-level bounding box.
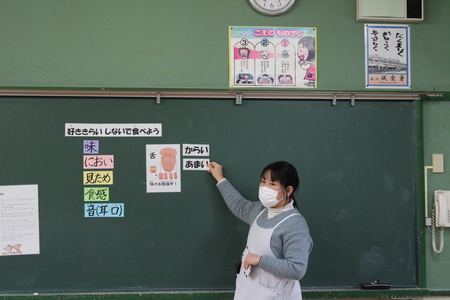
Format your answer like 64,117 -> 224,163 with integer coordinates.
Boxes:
146,144 -> 181,193
160,147 -> 179,180
146,144 -> 211,193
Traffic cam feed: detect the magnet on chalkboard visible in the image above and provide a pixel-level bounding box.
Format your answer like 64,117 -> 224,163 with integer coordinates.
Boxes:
361,280 -> 392,290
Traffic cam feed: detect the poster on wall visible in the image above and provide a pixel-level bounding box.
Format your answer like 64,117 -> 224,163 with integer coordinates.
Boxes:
146,144 -> 181,193
0,184 -> 40,256
229,26 -> 317,88
365,24 -> 410,89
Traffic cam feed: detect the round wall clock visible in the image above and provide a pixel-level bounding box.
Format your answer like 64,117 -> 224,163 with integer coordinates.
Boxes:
248,0 -> 296,16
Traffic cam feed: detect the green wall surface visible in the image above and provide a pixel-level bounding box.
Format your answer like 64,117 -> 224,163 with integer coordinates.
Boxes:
423,101 -> 450,291
0,0 -> 448,93
1,0 -> 450,295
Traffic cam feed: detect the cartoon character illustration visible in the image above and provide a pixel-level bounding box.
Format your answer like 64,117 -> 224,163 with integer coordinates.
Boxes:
257,74 -> 274,85
2,244 -> 22,255
278,74 -> 293,85
297,36 -> 316,87
259,74 -> 270,84
236,73 -> 254,84
2,244 -> 13,255
285,74 -> 293,84
12,244 -> 22,254
260,50 -> 269,59
239,47 -> 251,59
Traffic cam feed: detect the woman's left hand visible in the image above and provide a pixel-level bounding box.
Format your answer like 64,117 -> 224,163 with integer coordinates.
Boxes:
243,253 -> 262,270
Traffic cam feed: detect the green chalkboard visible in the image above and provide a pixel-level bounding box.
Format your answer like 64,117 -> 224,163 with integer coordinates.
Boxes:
0,97 -> 418,293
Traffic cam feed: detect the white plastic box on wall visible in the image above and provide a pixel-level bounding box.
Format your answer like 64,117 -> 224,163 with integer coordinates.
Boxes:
356,0 -> 424,22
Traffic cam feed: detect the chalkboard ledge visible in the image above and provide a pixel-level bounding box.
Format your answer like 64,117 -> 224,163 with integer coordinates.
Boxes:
302,288 -> 429,299
429,290 -> 450,296
0,289 -> 431,300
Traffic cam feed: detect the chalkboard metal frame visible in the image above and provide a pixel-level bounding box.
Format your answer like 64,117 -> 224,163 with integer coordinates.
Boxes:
0,94 -> 425,296
0,88 -> 423,101
0,288 -> 432,299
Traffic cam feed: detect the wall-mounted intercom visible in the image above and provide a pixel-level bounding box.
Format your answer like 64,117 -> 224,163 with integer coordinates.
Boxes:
424,154 -> 446,253
434,190 -> 450,227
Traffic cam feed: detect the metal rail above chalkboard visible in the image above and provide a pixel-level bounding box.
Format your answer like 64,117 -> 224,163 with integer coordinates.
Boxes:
0,88 -> 433,106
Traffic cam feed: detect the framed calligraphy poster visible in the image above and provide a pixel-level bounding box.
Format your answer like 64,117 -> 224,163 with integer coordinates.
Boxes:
229,26 -> 317,88
365,24 -> 410,89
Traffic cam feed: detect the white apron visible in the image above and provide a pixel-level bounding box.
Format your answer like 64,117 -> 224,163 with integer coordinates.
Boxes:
234,209 -> 302,300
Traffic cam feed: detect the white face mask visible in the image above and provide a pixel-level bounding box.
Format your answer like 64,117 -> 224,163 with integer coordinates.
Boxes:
259,186 -> 285,208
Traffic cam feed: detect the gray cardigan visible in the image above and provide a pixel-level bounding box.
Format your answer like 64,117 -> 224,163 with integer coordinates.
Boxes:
217,179 -> 313,281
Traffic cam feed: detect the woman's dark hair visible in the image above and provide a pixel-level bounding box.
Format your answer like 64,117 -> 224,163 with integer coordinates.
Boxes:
260,161 -> 300,208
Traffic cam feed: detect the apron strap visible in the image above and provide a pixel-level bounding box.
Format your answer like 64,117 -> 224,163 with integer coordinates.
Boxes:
254,208 -> 267,223
273,212 -> 300,230
255,208 -> 300,230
